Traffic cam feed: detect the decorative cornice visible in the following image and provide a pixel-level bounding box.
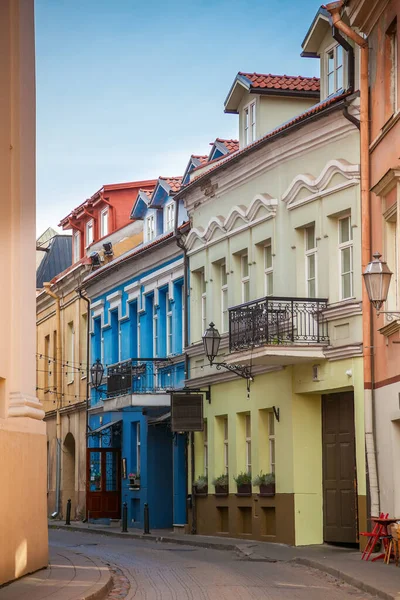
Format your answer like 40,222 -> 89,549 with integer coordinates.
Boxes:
378,319 -> 400,337
282,159 -> 360,210
323,300 -> 362,321
371,168 -> 400,197
8,392 -> 45,420
185,195 -> 277,252
323,343 -> 363,361
185,364 -> 283,388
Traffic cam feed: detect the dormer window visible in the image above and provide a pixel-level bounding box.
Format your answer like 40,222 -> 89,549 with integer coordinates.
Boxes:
244,101 -> 256,146
73,231 -> 81,262
164,201 -> 175,232
145,214 -> 155,242
327,44 -> 344,96
86,219 -> 94,247
100,208 -> 108,237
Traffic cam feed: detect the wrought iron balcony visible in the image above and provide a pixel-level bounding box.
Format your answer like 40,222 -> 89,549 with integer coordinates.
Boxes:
229,296 -> 329,352
106,358 -> 184,398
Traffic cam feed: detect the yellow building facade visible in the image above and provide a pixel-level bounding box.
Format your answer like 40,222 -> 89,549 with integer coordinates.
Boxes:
0,0 -> 48,584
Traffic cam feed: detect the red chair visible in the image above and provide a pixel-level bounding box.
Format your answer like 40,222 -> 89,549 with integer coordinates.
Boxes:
360,513 -> 389,561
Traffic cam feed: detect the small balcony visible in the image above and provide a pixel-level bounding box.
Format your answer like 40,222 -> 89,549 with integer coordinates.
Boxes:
227,296 -> 329,366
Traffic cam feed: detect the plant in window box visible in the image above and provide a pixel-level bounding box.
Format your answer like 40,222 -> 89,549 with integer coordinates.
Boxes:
253,472 -> 275,496
128,472 -> 140,489
234,472 -> 252,496
212,473 -> 229,496
193,475 -> 208,496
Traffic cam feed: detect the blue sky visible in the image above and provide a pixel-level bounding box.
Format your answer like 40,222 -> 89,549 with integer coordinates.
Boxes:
35,0 -> 321,234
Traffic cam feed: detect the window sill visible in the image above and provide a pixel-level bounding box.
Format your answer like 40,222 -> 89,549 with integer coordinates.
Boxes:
67,380 -> 75,386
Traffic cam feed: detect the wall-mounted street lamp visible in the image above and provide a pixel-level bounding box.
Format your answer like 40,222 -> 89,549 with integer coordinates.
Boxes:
363,252 -> 399,319
202,323 -> 253,381
90,359 -> 104,389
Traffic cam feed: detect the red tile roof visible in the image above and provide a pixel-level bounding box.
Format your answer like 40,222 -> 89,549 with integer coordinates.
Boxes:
192,155 -> 209,165
140,188 -> 154,199
239,72 -> 320,93
215,138 -> 239,153
159,176 -> 183,193
176,92 -> 351,196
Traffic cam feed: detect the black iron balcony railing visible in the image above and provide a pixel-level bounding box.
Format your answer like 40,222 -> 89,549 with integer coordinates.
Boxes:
229,296 -> 329,352
106,358 -> 185,398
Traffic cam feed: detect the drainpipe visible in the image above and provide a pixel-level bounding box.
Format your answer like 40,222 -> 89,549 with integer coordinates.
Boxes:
324,2 -> 380,517
43,282 -> 62,517
78,288 -> 91,520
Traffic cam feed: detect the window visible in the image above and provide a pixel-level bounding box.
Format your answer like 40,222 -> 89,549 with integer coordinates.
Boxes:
339,216 -> 353,300
268,411 -> 275,474
86,220 -> 94,247
200,270 -> 207,334
305,225 -> 317,297
264,242 -> 273,296
220,263 -> 228,333
386,19 -> 398,116
204,420 -> 208,476
153,305 -> 158,357
241,253 -> 250,303
100,209 -> 108,237
44,335 -> 50,391
167,299 -> 173,355
165,202 -> 175,232
146,214 -> 155,242
385,210 -> 398,310
67,322 -> 74,383
327,44 -> 344,96
136,423 -> 141,474
223,417 -> 229,474
73,231 -> 81,262
81,313 -> 87,377
245,414 -> 251,474
244,102 -> 256,146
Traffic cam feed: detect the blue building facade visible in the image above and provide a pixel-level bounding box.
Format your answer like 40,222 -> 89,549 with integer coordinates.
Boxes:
84,176 -> 189,530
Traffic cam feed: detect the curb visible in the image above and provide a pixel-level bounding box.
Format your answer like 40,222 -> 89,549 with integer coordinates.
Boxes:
69,551 -> 113,600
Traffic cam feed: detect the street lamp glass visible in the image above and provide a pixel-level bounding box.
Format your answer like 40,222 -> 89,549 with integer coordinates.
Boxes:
363,252 -> 393,311
90,359 -> 104,389
202,322 -> 221,364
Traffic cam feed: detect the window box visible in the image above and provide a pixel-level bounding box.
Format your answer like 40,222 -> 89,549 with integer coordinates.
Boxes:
259,483 -> 275,497
214,484 -> 229,496
236,483 -> 252,497
194,484 -> 208,497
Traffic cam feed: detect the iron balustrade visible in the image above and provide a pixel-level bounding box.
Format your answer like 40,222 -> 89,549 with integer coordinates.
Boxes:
229,296 -> 329,352
106,358 -> 184,398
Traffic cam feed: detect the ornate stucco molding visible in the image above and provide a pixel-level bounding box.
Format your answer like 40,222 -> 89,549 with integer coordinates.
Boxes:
282,159 -> 360,210
8,392 -> 45,420
185,194 -> 278,252
323,343 -> 363,361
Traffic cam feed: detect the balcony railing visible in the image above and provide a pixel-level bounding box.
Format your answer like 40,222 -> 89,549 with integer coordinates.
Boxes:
229,296 -> 329,352
106,358 -> 184,398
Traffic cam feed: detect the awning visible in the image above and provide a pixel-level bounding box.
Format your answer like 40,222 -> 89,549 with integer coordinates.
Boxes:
88,419 -> 122,435
148,412 -> 171,425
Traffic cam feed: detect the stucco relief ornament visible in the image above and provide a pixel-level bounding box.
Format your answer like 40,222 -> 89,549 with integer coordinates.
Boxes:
201,180 -> 218,198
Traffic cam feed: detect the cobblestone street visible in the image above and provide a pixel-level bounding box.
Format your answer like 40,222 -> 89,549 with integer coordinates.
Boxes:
49,530 -> 373,600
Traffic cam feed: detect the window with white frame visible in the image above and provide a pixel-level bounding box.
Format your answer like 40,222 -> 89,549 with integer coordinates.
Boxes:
73,231 -> 81,262
137,314 -> 141,358
153,305 -> 158,357
67,321 -> 74,383
223,417 -> 229,474
244,101 -> 256,146
241,253 -> 250,303
305,224 -> 317,297
245,414 -> 251,474
100,208 -> 108,237
203,420 -> 208,476
220,262 -> 228,332
167,299 -> 173,355
385,210 -> 398,310
268,411 -> 275,474
200,270 -> 207,334
264,241 -> 273,296
136,422 -> 141,474
339,216 -> 353,300
165,201 -> 175,232
327,44 -> 344,96
145,214 -> 155,242
386,19 -> 398,114
86,220 -> 94,247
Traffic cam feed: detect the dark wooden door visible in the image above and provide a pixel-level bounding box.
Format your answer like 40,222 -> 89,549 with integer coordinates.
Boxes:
322,392 -> 357,543
86,448 -> 121,519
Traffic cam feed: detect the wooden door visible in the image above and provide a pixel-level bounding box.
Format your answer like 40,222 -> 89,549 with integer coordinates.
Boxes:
322,392 -> 357,543
86,448 -> 121,520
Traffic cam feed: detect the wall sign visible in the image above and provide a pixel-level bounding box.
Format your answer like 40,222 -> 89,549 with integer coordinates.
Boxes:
171,394 -> 203,432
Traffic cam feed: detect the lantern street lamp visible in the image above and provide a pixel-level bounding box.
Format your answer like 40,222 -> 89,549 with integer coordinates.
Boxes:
202,323 -> 253,381
363,252 -> 399,318
90,359 -> 104,389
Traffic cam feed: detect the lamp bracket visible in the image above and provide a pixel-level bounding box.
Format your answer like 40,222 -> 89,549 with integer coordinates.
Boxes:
273,406 -> 280,422
213,361 -> 253,381
376,311 -> 400,321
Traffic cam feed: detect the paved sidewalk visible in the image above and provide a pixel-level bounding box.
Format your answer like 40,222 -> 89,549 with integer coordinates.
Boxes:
50,521 -> 400,600
0,544 -> 112,600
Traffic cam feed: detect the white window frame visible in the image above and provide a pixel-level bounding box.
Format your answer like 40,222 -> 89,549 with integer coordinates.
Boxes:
203,420 -> 208,476
339,215 -> 353,300
136,422 -> 141,474
385,209 -> 399,311
73,231 -> 81,262
137,314 -> 141,358
305,225 -> 317,298
223,417 -> 229,475
241,253 -> 250,303
326,43 -> 344,97
67,321 -> 75,384
145,214 -> 155,242
153,307 -> 158,357
263,242 -> 273,296
86,219 -> 94,247
164,201 -> 175,232
243,100 -> 256,146
268,411 -> 275,474
200,270 -> 207,334
220,262 -> 228,333
167,299 -> 173,355
100,208 -> 108,238
388,21 -> 398,113
245,414 -> 251,474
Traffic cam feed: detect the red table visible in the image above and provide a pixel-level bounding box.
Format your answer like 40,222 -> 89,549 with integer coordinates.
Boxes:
370,517 -> 399,562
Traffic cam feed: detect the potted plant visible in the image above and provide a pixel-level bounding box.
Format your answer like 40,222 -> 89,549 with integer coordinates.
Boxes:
212,473 -> 229,496
128,472 -> 140,489
193,475 -> 208,496
234,472 -> 252,496
253,472 -> 275,496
